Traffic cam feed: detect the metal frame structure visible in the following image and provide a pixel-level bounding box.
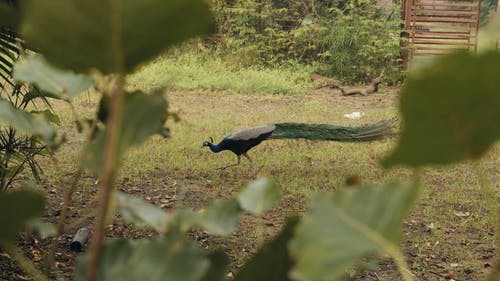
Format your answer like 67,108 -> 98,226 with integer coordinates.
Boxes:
401,0 -> 482,68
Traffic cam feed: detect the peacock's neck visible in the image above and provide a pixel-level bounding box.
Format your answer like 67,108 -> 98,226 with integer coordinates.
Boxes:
208,143 -> 223,153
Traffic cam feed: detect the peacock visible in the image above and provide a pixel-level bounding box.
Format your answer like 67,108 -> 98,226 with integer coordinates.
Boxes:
202,119 -> 394,169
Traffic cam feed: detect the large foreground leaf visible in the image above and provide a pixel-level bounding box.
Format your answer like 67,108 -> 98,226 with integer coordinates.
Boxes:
385,51 -> 500,167
21,0 -> 214,74
30,109 -> 60,126
26,219 -> 56,239
289,183 -> 418,281
114,191 -> 171,233
14,54 -> 92,99
234,217 -> 298,281
198,199 -> 241,235
81,89 -> 167,174
74,238 -> 209,281
0,190 -> 45,243
237,178 -> 280,215
114,195 -> 241,236
22,85 -> 65,103
0,99 -> 56,143
115,179 -> 278,236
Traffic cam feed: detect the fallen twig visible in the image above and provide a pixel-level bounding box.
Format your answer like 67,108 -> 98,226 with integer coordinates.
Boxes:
340,77 -> 382,96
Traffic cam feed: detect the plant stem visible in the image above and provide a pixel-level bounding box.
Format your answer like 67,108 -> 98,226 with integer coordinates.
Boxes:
46,115 -> 98,274
84,76 -> 125,281
85,0 -> 125,279
386,243 -> 417,281
45,169 -> 82,273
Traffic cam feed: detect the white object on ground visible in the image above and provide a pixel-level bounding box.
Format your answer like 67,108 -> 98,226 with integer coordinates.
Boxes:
343,112 -> 365,119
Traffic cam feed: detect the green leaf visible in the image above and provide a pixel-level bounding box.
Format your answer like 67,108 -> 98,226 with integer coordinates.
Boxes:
23,86 -> 65,103
234,217 -> 298,281
200,251 -> 229,281
116,192 -> 241,235
0,190 -> 45,243
81,89 -> 167,174
74,238 -> 209,281
30,109 -> 60,125
289,183 -> 418,281
198,199 -> 241,235
14,54 -> 92,99
20,0 -> 214,74
26,219 -> 56,239
106,89 -> 168,145
385,51 -> 500,167
114,191 -> 171,233
0,99 -> 56,143
237,178 -> 280,215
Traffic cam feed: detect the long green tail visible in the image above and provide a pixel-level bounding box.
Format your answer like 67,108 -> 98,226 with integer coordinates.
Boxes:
270,119 -> 395,141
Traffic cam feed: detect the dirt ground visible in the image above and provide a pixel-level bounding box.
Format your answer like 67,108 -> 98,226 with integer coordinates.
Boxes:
0,87 -> 498,281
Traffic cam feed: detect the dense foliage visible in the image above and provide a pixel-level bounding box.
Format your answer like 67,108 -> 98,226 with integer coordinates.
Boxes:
0,3 -> 55,191
209,0 -> 497,83
210,0 -> 403,83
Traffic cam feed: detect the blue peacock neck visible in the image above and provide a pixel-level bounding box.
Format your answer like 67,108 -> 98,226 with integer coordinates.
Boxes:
208,143 -> 223,153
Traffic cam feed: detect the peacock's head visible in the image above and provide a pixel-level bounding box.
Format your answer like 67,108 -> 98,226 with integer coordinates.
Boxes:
201,137 -> 214,148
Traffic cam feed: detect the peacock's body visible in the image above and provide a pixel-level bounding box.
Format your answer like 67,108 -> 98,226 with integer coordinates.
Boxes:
202,120 -> 394,169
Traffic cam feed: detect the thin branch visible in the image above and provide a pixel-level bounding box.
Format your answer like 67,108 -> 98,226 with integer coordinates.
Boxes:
84,81 -> 125,280
85,74 -> 125,281
44,169 -> 82,273
85,0 -> 126,278
45,118 -> 98,273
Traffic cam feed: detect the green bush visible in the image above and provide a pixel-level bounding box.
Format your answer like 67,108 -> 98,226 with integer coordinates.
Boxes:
211,0 -> 404,83
315,5 -> 403,84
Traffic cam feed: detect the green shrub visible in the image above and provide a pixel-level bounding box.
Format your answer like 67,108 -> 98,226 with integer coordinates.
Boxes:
211,0 -> 404,84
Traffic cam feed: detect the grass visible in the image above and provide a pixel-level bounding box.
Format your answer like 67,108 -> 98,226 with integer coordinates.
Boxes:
128,49 -> 313,95
22,55 -> 498,281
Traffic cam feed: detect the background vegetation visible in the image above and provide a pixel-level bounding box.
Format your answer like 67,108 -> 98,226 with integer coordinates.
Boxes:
132,0 -> 499,87
208,0 -> 404,83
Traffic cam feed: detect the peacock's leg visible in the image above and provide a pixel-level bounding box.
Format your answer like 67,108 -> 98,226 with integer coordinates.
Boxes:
242,153 -> 253,165
217,155 -> 241,170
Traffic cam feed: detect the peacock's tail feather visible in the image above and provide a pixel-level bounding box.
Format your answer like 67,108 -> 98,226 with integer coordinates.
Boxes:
270,119 -> 396,141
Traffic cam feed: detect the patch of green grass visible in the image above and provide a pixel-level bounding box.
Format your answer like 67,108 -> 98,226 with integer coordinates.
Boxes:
38,85 -> 498,281
128,49 -> 313,95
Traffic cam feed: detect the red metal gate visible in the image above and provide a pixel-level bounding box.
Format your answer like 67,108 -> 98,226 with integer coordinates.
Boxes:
401,0 -> 482,67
